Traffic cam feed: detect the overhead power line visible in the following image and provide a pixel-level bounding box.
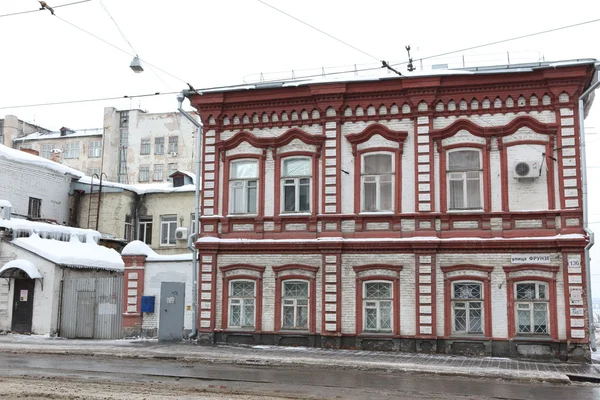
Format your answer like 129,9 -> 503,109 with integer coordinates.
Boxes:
0,0 -> 90,18
98,0 -> 138,56
0,91 -> 179,110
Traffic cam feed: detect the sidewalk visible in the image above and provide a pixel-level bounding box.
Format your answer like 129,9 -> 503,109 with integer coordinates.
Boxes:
0,333 -> 599,384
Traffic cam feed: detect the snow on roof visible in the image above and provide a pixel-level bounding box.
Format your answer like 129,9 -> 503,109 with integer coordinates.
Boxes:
0,259 -> 42,279
122,240 -> 193,261
12,234 -> 124,271
0,200 -> 12,208
196,59 -> 597,95
0,144 -> 84,178
13,128 -> 103,142
0,218 -> 101,242
77,175 -> 197,195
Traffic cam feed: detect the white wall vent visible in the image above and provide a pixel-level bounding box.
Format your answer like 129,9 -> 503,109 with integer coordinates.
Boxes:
514,160 -> 540,179
175,227 -> 188,240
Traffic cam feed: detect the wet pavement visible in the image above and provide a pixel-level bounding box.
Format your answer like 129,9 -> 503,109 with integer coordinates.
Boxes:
0,333 -> 599,384
1,352 -> 600,399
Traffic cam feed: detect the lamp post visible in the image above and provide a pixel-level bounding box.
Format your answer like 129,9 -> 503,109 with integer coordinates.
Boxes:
177,92 -> 202,339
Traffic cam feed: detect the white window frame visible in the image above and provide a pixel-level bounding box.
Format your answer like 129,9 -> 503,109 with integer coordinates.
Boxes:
363,281 -> 393,332
168,136 -> 178,154
87,167 -> 101,177
361,152 -> 394,212
446,148 -> 483,211
88,141 -> 102,158
167,163 -> 178,181
229,159 -> 258,215
153,164 -> 164,181
41,143 -> 54,159
281,157 -> 311,213
138,216 -> 152,245
515,281 -> 549,335
155,137 -> 164,155
451,281 -> 484,335
159,215 -> 177,246
64,142 -> 80,159
139,165 -> 150,182
228,280 -> 256,329
281,280 -> 309,330
140,138 -> 151,155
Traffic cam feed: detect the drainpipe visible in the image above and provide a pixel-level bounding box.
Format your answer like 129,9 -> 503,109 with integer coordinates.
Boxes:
177,92 -> 203,339
578,62 -> 600,352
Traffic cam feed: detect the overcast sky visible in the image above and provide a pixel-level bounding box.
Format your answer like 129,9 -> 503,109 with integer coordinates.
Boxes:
1,0 -> 600,293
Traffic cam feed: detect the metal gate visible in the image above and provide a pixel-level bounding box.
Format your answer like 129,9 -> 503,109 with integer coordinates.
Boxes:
60,277 -> 123,339
158,282 -> 185,341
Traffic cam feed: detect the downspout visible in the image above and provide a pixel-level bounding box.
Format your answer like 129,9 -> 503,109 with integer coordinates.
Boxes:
177,92 -> 203,339
578,62 -> 600,352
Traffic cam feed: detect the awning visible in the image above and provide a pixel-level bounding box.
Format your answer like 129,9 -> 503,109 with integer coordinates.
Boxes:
0,259 -> 43,279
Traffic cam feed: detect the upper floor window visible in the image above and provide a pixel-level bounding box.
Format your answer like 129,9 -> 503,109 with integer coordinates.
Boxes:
282,281 -> 309,330
87,167 -> 101,177
515,282 -> 548,335
124,215 -> 133,242
139,165 -> 150,182
138,216 -> 152,245
155,137 -> 164,155
447,149 -> 482,210
41,144 -> 53,159
282,158 -> 311,213
160,214 -> 177,245
363,281 -> 392,332
230,160 -> 258,214
88,141 -> 102,158
228,280 -> 256,329
168,136 -> 178,154
28,197 -> 41,219
140,138 -> 151,155
64,142 -> 79,159
452,282 -> 483,334
362,153 -> 393,212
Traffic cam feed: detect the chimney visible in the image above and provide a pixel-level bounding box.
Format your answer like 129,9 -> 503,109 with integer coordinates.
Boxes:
20,148 -> 39,156
50,148 -> 63,163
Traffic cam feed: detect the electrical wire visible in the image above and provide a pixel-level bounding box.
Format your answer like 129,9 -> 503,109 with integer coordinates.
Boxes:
390,17 -> 600,68
0,91 -> 178,110
256,0 -> 381,63
98,0 -> 138,56
0,0 -> 91,18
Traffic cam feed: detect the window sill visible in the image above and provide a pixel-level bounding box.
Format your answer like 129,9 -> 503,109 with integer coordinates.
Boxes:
226,214 -> 259,218
358,211 -> 394,216
360,331 -> 394,336
449,334 -> 487,340
446,209 -> 484,214
513,335 -> 554,342
279,212 -> 312,217
159,244 -> 177,247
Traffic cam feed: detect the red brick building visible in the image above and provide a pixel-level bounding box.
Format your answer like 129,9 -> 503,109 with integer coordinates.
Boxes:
141,60 -> 599,360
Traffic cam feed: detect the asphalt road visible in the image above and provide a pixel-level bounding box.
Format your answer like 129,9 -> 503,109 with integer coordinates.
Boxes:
0,353 -> 599,399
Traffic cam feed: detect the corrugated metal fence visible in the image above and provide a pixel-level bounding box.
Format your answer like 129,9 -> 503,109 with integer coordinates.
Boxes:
60,277 -> 123,339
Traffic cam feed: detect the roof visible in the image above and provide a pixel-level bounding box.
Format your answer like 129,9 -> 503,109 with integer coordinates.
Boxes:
122,240 -> 192,261
13,128 -> 103,142
0,144 -> 84,178
0,259 -> 42,279
12,233 -> 124,271
0,218 -> 100,243
76,175 -> 198,195
186,59 -> 598,95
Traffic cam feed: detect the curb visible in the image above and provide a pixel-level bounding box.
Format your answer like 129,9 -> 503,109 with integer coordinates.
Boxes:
0,345 -> 572,384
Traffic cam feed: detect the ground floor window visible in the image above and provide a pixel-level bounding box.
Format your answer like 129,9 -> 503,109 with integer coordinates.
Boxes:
282,281 -> 309,330
515,282 -> 549,335
363,281 -> 392,332
452,282 -> 483,334
228,280 -> 255,329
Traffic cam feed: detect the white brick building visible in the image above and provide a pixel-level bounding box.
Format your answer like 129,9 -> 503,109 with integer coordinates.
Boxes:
123,60 -> 598,360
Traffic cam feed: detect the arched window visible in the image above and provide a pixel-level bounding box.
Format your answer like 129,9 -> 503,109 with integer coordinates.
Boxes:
452,282 -> 483,334
228,280 -> 256,329
281,280 -> 309,329
515,282 -> 549,335
363,281 -> 393,332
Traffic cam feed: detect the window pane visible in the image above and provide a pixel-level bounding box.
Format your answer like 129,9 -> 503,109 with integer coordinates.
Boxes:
380,301 -> 392,330
283,158 -> 311,176
363,181 -> 377,211
283,305 -> 294,328
247,184 -> 257,213
466,175 -> 481,208
231,161 -> 258,178
244,299 -> 255,327
469,305 -> 482,333
365,308 -> 377,330
380,179 -> 393,210
297,305 -> 308,328
449,180 -> 464,209
516,284 -> 536,300
454,283 -> 481,299
533,303 -> 548,334
449,150 -> 480,171
284,282 -> 308,297
538,284 -> 546,300
365,282 -> 391,299
364,154 -> 392,174
161,222 -> 168,243
299,183 -> 310,211
232,185 -> 244,213
230,304 -> 241,327
284,185 -> 296,212
517,309 -> 531,333
455,308 -> 467,331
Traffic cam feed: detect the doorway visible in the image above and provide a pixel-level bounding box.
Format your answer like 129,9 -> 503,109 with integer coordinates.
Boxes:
11,279 -> 35,333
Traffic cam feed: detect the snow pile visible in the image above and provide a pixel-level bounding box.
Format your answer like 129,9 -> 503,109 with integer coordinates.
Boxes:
77,176 -> 197,195
0,218 -> 100,243
13,128 -> 103,141
12,234 -> 124,271
122,240 -> 157,256
0,259 -> 42,279
0,144 -> 84,178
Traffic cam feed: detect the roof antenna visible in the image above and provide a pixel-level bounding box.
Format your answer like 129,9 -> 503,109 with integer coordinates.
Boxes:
405,45 -> 415,72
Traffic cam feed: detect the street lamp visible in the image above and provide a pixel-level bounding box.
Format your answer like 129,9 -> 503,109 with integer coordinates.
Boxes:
130,56 -> 144,73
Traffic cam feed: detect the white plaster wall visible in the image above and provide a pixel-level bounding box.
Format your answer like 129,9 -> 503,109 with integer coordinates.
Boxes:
0,158 -> 72,223
507,144 -> 549,211
78,191 -> 137,234
142,261 -> 193,333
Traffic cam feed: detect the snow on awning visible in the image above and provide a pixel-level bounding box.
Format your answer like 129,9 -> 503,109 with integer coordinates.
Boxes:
0,259 -> 42,279
12,234 -> 124,272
